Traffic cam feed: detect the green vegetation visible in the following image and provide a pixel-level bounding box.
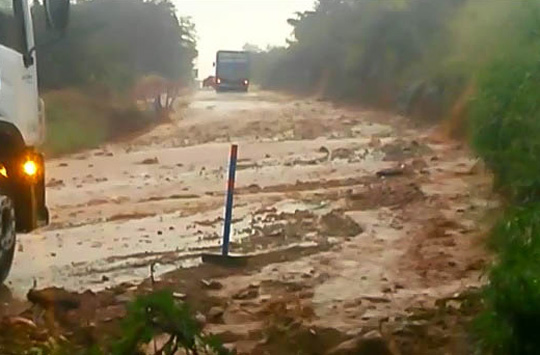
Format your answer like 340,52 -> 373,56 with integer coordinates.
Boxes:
32,0 -> 197,155
249,0 -> 540,353
111,290 -> 231,355
14,290 -> 231,355
467,2 -> 540,354
249,0 -> 468,116
475,205 -> 540,355
43,89 -> 155,156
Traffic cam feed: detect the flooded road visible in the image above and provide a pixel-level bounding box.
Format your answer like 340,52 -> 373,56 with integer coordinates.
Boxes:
6,91 -> 391,294
4,91 -> 495,339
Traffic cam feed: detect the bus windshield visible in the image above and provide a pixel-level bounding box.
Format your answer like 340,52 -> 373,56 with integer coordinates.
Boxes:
218,62 -> 248,80
216,51 -> 249,81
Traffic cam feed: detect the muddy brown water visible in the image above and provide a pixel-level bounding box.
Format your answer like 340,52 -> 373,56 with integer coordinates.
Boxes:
3,91 -> 496,350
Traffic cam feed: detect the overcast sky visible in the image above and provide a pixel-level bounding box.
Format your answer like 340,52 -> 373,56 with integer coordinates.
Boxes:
172,0 -> 315,78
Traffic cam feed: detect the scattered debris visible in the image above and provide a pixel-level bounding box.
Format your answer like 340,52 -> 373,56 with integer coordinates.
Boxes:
138,157 -> 159,165
45,178 -> 64,188
173,292 -> 186,300
376,165 -> 405,178
201,279 -> 223,290
320,211 -> 363,237
327,330 -> 395,355
233,288 -> 259,300
207,306 -> 225,322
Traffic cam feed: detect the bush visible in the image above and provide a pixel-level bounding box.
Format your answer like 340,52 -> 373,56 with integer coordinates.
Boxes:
250,0 -> 467,113
111,290 -> 231,355
476,204 -> 540,354
470,49 -> 540,202
469,4 -> 540,353
42,89 -> 154,156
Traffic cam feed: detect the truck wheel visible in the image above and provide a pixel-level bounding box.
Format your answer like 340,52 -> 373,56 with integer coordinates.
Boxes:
0,195 -> 16,284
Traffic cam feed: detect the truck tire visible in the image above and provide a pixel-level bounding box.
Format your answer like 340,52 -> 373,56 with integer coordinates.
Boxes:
0,195 -> 16,284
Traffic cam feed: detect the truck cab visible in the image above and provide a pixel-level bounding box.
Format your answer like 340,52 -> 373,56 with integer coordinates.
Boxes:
0,0 -> 69,283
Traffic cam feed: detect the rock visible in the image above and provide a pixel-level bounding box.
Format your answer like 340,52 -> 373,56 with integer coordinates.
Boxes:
469,158 -> 487,175
326,331 -> 394,355
411,158 -> 428,170
114,294 -> 133,304
46,178 -> 64,188
320,211 -> 363,237
6,316 -> 37,329
195,312 -> 207,325
58,163 -> 68,167
249,282 -> 261,289
362,296 -> 391,304
139,157 -> 159,165
233,288 -> 259,300
207,306 -> 225,322
376,166 -> 405,178
201,279 -> 223,290
381,286 -> 392,293
331,147 -> 353,160
442,239 -> 456,247
369,136 -> 382,148
318,146 -> 330,155
173,292 -> 186,300
101,275 -> 110,282
27,287 -> 81,311
466,259 -> 485,271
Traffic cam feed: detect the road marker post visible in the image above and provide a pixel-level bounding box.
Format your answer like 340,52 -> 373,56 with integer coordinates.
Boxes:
201,144 -> 248,267
222,144 -> 237,256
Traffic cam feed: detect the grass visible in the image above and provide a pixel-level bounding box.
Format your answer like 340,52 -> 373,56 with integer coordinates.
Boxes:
475,204 -> 540,355
111,290 -> 231,355
4,290 -> 232,355
468,3 -> 540,352
42,89 -> 155,156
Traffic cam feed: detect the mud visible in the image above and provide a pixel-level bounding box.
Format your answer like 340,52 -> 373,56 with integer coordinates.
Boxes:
0,90 -> 496,354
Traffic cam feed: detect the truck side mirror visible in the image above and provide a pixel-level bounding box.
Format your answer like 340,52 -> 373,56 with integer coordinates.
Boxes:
213,62 -> 216,67
44,0 -> 70,31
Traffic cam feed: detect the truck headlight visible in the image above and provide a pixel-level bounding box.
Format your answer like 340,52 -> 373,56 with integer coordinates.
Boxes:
23,160 -> 38,177
0,164 -> 7,178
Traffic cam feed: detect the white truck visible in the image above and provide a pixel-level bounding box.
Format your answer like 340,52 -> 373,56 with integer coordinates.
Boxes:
0,0 -> 69,283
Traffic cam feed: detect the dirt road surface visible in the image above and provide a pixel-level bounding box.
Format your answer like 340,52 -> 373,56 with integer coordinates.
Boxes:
1,90 -> 497,352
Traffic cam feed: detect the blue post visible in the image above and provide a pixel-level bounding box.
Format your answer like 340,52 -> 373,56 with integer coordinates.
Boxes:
222,144 -> 238,256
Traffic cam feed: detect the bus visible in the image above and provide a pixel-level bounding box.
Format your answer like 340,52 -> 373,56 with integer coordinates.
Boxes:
214,50 -> 250,92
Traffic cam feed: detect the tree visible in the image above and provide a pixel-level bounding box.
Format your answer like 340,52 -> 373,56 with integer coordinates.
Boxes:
34,0 -> 198,93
